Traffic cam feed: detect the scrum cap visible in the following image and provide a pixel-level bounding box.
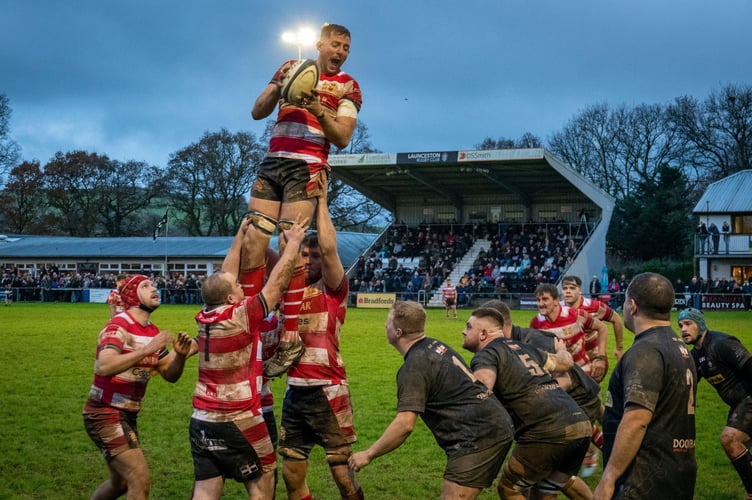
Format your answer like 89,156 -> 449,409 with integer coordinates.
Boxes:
678,308 -> 707,333
119,274 -> 150,310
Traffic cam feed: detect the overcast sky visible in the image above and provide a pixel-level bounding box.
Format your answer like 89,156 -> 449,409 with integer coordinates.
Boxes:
3,0 -> 752,167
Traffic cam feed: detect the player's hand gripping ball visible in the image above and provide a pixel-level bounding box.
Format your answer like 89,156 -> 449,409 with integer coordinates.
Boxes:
280,59 -> 319,106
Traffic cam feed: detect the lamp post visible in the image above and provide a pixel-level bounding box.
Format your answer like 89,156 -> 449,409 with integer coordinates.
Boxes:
281,27 -> 316,60
706,200 -> 709,226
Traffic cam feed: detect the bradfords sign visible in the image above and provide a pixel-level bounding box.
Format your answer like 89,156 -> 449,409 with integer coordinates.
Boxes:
701,294 -> 746,310
356,293 -> 396,308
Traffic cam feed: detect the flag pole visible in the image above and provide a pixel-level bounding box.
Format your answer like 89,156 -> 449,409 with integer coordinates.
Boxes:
164,209 -> 169,280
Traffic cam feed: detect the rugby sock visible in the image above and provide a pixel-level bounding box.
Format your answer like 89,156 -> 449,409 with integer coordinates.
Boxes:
239,264 -> 265,297
732,448 -> 752,494
343,487 -> 364,500
592,423 -> 604,449
280,266 -> 305,341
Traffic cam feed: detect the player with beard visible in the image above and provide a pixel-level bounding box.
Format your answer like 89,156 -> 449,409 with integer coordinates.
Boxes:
530,283 -> 609,383
483,299 -> 605,481
679,308 -> 752,500
278,181 -> 362,499
83,274 -> 195,500
463,307 -> 593,500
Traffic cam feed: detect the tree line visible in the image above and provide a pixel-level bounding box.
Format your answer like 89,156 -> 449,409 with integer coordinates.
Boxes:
476,83 -> 752,262
1,83 -> 751,261
0,107 -> 385,237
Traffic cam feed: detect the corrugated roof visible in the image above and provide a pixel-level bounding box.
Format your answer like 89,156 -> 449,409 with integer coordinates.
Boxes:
0,232 -> 378,269
694,170 -> 752,213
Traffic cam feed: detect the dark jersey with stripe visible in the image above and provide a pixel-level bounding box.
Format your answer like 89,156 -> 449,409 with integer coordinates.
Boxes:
692,330 -> 752,408
603,326 -> 697,499
471,337 -> 591,443
511,326 -> 601,422
397,337 -> 514,458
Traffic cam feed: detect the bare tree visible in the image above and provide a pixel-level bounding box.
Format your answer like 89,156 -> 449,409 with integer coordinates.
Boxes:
548,103 -> 625,197
548,102 -> 683,199
44,151 -> 111,236
0,161 -> 46,233
95,159 -> 168,236
329,121 -> 388,230
667,83 -> 752,181
475,133 -> 541,150
166,129 -> 264,236
0,94 -> 21,187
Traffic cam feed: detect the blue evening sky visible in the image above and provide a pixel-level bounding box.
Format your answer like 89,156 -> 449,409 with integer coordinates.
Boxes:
3,0 -> 751,167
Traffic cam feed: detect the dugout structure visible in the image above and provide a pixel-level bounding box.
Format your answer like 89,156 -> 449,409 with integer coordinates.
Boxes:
330,147 -> 614,282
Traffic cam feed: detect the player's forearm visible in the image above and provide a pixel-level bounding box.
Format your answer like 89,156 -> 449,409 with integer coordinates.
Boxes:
596,323 -> 609,355
549,349 -> 574,372
95,349 -> 156,377
364,412 -> 415,461
317,113 -> 354,149
221,224 -> 246,274
252,84 -> 280,120
161,351 -> 188,383
612,314 -> 625,351
261,240 -> 300,308
600,407 -> 651,486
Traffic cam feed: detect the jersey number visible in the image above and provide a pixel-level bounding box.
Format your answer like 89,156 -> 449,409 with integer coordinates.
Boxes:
518,353 -> 545,377
686,368 -> 696,416
452,356 -> 477,382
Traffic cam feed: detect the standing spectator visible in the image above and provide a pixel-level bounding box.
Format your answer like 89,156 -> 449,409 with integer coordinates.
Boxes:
190,217 -> 307,499
594,272 -> 696,500
697,221 -> 709,254
607,279 -> 620,309
185,274 -> 198,304
688,276 -> 702,310
679,308 -> 752,500
722,221 -> 731,254
617,275 -> 630,309
83,275 -> 195,500
709,223 -> 721,254
348,301 -> 514,498
589,275 -> 602,297
743,280 -> 752,311
442,278 -> 458,319
278,182 -> 363,500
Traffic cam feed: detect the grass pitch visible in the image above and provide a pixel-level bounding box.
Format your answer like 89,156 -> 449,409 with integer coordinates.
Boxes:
0,303 -> 748,499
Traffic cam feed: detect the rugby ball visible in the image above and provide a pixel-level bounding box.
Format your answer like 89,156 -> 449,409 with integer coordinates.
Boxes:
280,59 -> 319,105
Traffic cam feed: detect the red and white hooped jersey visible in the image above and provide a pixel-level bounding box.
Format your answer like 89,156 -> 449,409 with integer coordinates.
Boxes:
286,278 -> 349,386
530,305 -> 597,374
569,297 -> 614,321
191,296 -> 267,420
84,312 -> 168,413
259,312 -> 279,413
268,62 -> 362,169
